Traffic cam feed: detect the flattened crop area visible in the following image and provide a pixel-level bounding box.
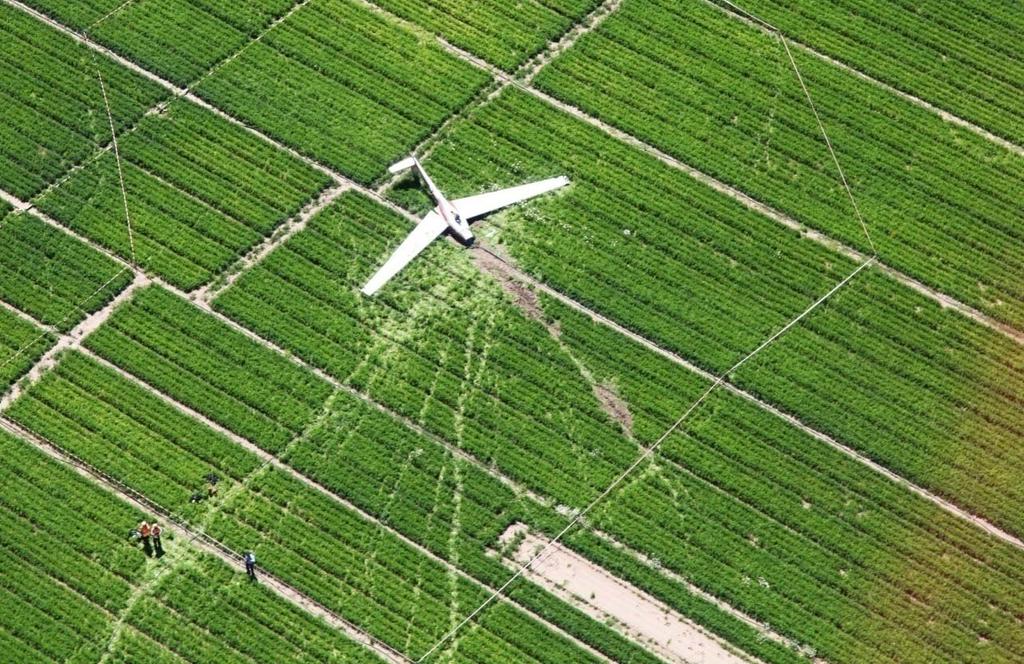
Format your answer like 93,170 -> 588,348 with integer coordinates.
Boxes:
0,0 -> 1022,663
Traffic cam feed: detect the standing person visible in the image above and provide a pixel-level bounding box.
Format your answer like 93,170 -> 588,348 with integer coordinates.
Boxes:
151,523 -> 163,557
244,551 -> 257,580
139,521 -> 152,557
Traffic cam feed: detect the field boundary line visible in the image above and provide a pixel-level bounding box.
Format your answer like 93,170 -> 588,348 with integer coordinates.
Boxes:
0,271 -> 147,412
196,182 -> 351,302
705,0 -> 1024,156
477,244 -> 1024,552
416,259 -> 875,661
519,0 -> 623,84
0,298 -> 57,335
7,0 -> 1022,347
591,530 -> 802,654
75,350 -> 612,664
0,417 -> 409,664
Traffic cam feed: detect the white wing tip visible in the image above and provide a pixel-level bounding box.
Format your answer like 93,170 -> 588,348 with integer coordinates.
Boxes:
388,157 -> 417,174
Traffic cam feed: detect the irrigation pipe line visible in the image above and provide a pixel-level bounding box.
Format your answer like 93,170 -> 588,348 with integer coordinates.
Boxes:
416,256 -> 876,662
716,0 -> 877,256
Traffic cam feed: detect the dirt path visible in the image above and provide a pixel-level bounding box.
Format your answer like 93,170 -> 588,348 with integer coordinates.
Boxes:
0,417 -> 408,664
0,271 -> 147,412
590,531 -> 808,657
499,525 -> 760,664
195,182 -> 350,302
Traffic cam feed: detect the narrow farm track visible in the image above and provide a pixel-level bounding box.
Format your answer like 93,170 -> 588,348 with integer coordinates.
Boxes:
195,182 -> 352,303
705,0 -> 1024,157
0,270 -> 148,412
0,417 -> 409,664
591,530 -> 802,654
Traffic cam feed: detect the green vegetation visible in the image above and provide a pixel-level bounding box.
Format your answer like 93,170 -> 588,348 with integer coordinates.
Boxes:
86,286 -> 333,453
544,296 -> 1024,663
0,3 -> 166,199
0,211 -> 131,331
733,268 -> 1024,536
9,351 -> 611,663
712,0 -> 1024,144
534,0 -> 1024,326
370,0 -> 601,71
196,0 -> 491,184
37,100 -> 329,290
0,307 -> 51,393
0,430 -> 384,663
413,86 -> 1024,539
405,88 -> 848,373
92,0 -> 298,85
215,192 -> 641,505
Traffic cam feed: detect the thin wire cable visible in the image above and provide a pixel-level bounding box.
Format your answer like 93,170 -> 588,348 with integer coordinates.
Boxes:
417,257 -> 875,661
716,0 -> 877,256
95,66 -> 137,264
0,263 -> 133,377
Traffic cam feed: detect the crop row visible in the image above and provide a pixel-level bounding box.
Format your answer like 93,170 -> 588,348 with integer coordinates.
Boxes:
86,285 -> 334,453
415,87 -> 1024,539
36,99 -> 328,290
0,306 -> 51,393
90,0 -> 298,86
8,350 -> 610,663
0,3 -> 166,199
543,296 -> 1024,663
79,274 -> 685,662
214,192 -> 645,505
0,428 -> 383,664
403,89 -> 848,373
118,556 -> 384,664
195,0 -> 490,184
218,185 -> 1024,659
533,0 -> 1024,326
369,0 -> 601,72
733,269 -> 1024,535
22,0 -> 297,87
712,0 -> 1024,144
0,211 -> 131,331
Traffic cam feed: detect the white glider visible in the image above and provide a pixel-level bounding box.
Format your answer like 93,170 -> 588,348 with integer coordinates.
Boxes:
361,157 -> 568,296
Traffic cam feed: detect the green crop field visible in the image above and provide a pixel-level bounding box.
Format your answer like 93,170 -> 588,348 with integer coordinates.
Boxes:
0,0 -> 1021,663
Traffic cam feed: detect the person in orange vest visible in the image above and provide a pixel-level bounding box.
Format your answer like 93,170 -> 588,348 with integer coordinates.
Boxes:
139,522 -> 152,556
